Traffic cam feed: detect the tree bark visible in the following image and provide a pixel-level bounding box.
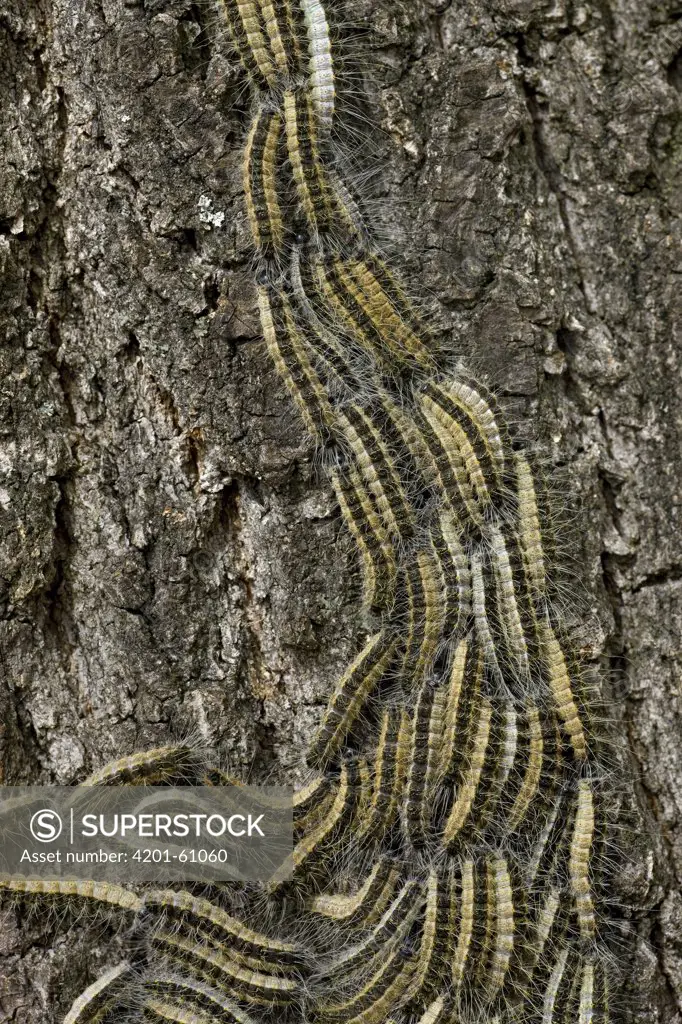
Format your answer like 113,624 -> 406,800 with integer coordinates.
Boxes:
0,0 -> 680,1020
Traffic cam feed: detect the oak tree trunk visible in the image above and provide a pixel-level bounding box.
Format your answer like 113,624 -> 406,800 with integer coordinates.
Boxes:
1,0 -> 681,1020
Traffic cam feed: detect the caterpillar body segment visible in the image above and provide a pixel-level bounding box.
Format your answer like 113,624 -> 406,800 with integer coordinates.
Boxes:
422,380 -> 504,497
470,553 -> 504,683
258,284 -> 335,436
419,391 -> 491,527
357,709 -> 400,839
442,376 -> 508,477
148,930 -> 299,1006
337,403 -> 415,538
439,640 -> 486,788
0,877 -> 141,914
307,631 -> 396,769
438,509 -> 472,636
315,944 -> 418,1023
450,859 -> 476,989
362,864 -> 404,926
142,889 -> 303,966
82,743 -> 205,787
313,257 -> 388,366
415,994 -> 449,1024
143,974 -> 259,1024
397,543 -> 449,691
283,91 -> 357,240
64,962 -> 132,1024
287,759 -> 367,880
506,700 -> 544,832
294,781 -> 339,837
258,0 -> 304,78
441,696 -> 493,848
330,467 -> 397,612
537,617 -> 588,763
300,0 -> 335,129
403,679 -> 435,848
142,997 -> 219,1024
324,879 -> 422,977
343,258 -> 435,369
487,524 -> 532,681
422,684 -> 448,817
436,638 -> 468,783
243,107 -> 285,257
219,0 -> 275,87
234,0 -> 277,86
410,868 -> 451,1000
310,855 -> 395,923
514,451 -> 548,602
476,703 -> 519,837
360,252 -> 435,346
314,256 -> 428,370
541,947 -> 571,1024
569,779 -> 597,941
484,858 -> 515,1001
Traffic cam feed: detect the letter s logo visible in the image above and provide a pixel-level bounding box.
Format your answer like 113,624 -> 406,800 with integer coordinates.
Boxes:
30,809 -> 63,843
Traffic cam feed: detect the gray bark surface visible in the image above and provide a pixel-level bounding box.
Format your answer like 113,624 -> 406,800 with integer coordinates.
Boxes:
0,0 -> 680,1020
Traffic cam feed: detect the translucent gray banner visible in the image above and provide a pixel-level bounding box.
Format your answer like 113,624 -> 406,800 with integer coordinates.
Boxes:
0,787 -> 293,883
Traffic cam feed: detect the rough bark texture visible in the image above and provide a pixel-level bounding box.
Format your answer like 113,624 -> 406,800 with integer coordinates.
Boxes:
0,0 -> 680,1020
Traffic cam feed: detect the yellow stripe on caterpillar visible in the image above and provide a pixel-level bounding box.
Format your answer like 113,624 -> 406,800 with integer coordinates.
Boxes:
542,947 -> 570,1024
233,0 -> 276,85
307,631 -> 396,768
514,451 -> 548,600
143,973 -> 259,1024
142,997 -> 218,1024
569,779 -> 596,941
486,857 -> 515,999
330,467 -> 397,611
82,742 -> 204,786
0,877 -> 141,913
442,696 -> 493,847
506,700 -> 544,831
150,930 -> 298,1004
218,0 -> 273,87
538,617 -> 588,762
142,888 -> 303,964
471,553 -> 504,681
488,524 -> 532,679
420,391 -> 491,521
310,856 -> 394,921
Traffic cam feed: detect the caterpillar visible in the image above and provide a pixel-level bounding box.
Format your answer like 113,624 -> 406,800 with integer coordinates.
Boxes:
300,0 -> 335,129
141,889 -> 303,967
149,930 -> 299,1006
0,877 -> 141,914
306,632 -> 396,769
48,1 -> 621,1022
64,962 -> 132,1024
143,974 -> 258,1024
82,742 -> 206,786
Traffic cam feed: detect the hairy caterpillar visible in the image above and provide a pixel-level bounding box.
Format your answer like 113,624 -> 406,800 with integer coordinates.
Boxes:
243,107 -> 285,258
82,743 -> 207,787
63,962 -> 132,1024
50,1 -> 622,1022
300,0 -> 335,129
149,930 -> 299,1005
0,877 -> 141,914
141,889 -> 303,966
306,632 -> 396,769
